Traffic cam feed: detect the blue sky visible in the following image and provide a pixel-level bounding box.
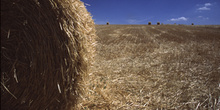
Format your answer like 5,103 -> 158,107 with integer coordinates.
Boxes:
81,0 -> 220,25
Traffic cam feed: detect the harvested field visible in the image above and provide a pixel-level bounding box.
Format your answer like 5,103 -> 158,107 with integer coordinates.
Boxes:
81,25 -> 220,109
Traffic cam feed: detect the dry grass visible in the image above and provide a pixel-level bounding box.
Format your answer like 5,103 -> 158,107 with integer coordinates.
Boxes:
1,0 -> 96,109
80,25 -> 220,109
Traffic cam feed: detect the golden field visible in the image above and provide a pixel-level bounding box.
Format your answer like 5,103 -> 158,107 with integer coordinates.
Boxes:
80,25 -> 220,110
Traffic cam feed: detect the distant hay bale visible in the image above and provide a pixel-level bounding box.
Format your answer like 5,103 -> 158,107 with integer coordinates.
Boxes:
192,23 -> 194,25
106,22 -> 110,25
1,0 -> 96,109
148,22 -> 152,25
157,22 -> 160,25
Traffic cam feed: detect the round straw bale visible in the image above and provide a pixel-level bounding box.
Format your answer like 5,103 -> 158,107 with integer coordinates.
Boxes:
106,22 -> 110,25
157,22 -> 160,25
1,0 -> 96,109
148,22 -> 151,25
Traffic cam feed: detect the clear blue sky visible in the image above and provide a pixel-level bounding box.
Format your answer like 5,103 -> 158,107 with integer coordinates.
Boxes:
81,0 -> 220,25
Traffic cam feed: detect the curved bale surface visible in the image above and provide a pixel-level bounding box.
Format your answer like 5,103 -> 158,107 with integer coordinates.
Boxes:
1,0 -> 96,109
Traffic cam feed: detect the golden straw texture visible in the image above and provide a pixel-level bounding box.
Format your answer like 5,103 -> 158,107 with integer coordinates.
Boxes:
1,0 -> 96,109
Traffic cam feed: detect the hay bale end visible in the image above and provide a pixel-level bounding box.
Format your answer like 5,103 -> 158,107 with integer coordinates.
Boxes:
1,0 -> 96,109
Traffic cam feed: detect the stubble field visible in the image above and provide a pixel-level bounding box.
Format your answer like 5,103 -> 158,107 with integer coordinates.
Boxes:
80,25 -> 220,110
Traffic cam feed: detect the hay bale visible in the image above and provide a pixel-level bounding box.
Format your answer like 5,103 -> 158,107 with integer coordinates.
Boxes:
1,0 -> 96,109
148,22 -> 151,25
192,23 -> 194,25
106,22 -> 110,25
157,22 -> 160,25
